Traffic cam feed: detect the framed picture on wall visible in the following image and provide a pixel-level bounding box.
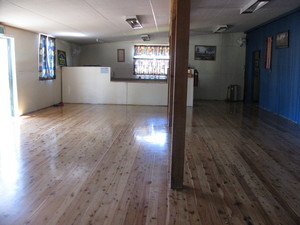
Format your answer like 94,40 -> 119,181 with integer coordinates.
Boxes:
117,49 -> 125,62
195,45 -> 216,60
276,31 -> 289,49
264,37 -> 272,69
57,50 -> 67,66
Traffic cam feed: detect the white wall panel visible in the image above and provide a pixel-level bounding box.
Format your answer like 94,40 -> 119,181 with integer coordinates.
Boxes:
127,83 -> 168,106
62,67 -> 127,104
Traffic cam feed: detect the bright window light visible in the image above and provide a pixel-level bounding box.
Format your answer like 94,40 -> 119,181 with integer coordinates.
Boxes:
0,38 -> 11,118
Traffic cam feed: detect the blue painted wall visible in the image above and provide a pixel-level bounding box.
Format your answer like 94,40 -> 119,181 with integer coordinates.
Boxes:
245,8 -> 300,123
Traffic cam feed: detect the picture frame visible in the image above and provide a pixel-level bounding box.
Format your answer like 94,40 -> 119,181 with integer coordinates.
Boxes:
276,31 -> 289,49
57,50 -> 67,66
117,49 -> 125,62
264,37 -> 272,69
195,45 -> 216,60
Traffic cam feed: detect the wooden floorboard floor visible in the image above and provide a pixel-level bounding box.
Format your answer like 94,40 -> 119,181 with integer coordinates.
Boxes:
0,102 -> 299,225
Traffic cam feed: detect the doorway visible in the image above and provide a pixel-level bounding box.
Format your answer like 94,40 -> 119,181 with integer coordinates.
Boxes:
0,36 -> 17,118
252,50 -> 260,102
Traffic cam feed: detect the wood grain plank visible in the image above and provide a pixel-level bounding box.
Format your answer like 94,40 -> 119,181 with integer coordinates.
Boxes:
0,102 -> 300,225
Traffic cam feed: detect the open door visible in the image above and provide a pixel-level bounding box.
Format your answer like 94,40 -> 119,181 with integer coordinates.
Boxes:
0,36 -> 17,118
252,50 -> 260,102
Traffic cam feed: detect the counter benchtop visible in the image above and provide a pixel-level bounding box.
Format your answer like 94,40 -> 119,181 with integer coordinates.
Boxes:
110,77 -> 167,83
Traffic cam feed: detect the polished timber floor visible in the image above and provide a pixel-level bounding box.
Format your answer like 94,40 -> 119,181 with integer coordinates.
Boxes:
0,102 -> 299,225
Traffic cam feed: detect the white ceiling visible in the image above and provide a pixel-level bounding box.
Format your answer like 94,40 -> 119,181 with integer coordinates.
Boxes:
0,0 -> 300,45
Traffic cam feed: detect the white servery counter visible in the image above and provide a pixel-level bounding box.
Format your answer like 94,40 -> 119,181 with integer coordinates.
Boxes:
62,67 -> 193,106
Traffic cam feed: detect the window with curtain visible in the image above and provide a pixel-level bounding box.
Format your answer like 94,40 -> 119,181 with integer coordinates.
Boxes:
38,34 -> 56,80
133,45 -> 169,80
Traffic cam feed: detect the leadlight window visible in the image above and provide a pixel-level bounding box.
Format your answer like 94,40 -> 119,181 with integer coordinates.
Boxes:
38,34 -> 56,80
133,45 -> 169,79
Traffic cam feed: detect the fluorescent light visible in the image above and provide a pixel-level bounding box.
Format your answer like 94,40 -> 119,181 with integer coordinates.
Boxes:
240,0 -> 270,14
55,32 -> 86,37
126,16 -> 143,29
213,25 -> 228,33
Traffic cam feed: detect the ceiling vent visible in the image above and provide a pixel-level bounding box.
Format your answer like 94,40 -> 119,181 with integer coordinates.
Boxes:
213,25 -> 228,33
126,16 -> 143,29
240,0 -> 270,14
141,34 -> 150,41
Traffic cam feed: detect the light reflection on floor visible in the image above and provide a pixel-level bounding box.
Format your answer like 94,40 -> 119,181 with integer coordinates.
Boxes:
135,123 -> 168,146
0,116 -> 22,202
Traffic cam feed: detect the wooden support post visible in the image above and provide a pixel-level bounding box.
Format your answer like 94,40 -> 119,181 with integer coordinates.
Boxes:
170,0 -> 191,189
167,0 -> 176,127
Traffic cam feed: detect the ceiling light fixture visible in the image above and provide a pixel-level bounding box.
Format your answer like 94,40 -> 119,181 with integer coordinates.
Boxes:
240,0 -> 270,14
141,34 -> 150,41
213,25 -> 228,33
126,16 -> 143,29
96,38 -> 104,43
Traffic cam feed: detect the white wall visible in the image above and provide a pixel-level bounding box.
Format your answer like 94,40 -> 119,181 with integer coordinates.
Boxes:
189,33 -> 246,100
79,33 -> 246,100
3,26 -> 245,115
79,39 -> 169,79
4,26 -> 80,115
